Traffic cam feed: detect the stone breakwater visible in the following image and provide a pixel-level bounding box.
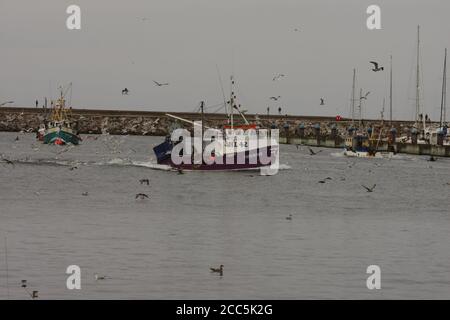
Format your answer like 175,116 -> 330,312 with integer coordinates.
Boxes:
0,107 -> 420,139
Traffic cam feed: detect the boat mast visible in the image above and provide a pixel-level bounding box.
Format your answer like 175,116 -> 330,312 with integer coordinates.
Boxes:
415,25 -> 421,128
230,76 -> 234,129
440,48 -> 447,127
200,101 -> 205,151
359,88 -> 363,129
389,55 -> 393,124
351,68 -> 356,126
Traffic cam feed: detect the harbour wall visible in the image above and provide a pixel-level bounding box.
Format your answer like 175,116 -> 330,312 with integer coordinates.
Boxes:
1,106 -> 449,156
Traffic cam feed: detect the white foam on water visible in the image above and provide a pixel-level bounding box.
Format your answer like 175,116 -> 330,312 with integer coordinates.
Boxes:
131,160 -> 173,171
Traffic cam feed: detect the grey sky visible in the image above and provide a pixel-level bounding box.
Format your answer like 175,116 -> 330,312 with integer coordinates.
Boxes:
1,0 -> 450,120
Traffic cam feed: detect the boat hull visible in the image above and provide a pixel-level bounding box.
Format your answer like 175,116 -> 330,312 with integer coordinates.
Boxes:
44,129 -> 81,145
154,140 -> 275,171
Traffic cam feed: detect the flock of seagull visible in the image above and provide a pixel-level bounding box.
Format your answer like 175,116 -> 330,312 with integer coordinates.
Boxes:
268,60 -> 383,110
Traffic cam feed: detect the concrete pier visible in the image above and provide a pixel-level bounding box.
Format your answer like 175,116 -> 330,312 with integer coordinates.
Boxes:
1,106 -> 449,156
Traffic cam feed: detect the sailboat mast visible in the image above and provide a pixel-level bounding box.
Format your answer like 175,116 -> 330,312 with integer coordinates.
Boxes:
230,76 -> 234,129
359,88 -> 363,129
389,55 -> 393,124
351,69 -> 356,126
415,25 -> 421,127
440,48 -> 447,127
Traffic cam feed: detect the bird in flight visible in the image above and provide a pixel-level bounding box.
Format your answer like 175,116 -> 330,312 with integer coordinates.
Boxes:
210,265 -> 224,276
320,98 -> 325,105
140,179 -> 150,185
360,91 -> 370,100
153,81 -> 169,87
122,88 -> 129,95
370,61 -> 384,72
272,74 -> 285,81
308,147 -> 323,156
0,101 -> 14,107
361,184 -> 376,192
135,193 -> 149,199
270,96 -> 281,101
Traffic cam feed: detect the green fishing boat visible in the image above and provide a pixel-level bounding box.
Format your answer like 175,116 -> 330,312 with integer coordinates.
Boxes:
43,84 -> 81,145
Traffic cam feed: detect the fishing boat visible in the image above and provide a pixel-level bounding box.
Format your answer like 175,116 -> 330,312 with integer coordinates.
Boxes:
343,131 -> 382,158
344,69 -> 383,158
153,77 -> 278,171
43,83 -> 81,145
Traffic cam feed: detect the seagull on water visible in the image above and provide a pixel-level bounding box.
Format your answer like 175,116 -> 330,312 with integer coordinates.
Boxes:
94,274 -> 108,281
1,157 -> 15,167
210,265 -> 224,276
318,177 -> 332,184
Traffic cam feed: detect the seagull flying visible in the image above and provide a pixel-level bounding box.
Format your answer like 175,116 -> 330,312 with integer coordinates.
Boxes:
320,98 -> 325,105
153,81 -> 169,87
270,96 -> 281,101
135,193 -> 149,200
360,91 -> 371,100
370,61 -> 384,72
140,179 -> 150,185
308,147 -> 323,156
272,74 -> 285,81
122,88 -> 129,95
361,184 -> 376,192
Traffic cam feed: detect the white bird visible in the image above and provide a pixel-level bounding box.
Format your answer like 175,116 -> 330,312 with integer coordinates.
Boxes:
94,274 -> 107,281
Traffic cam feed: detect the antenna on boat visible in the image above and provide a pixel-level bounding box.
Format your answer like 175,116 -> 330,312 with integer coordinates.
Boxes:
351,69 -> 356,126
389,55 -> 393,125
415,25 -> 421,128
216,65 -> 228,122
230,76 -> 235,129
200,101 -> 205,152
440,48 -> 447,127
359,88 -> 363,129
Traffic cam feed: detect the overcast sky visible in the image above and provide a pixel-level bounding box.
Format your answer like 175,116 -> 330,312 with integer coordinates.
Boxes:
1,0 -> 450,120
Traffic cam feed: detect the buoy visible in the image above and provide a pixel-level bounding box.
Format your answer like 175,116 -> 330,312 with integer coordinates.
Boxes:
55,138 -> 64,145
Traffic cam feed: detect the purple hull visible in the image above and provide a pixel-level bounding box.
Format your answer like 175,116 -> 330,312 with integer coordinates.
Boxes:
155,145 -> 274,171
